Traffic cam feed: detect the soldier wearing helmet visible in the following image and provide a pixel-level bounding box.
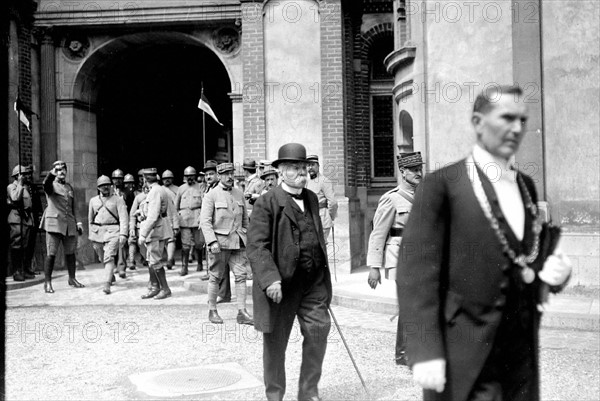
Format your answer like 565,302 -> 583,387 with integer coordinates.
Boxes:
40,160 -> 85,293
175,166 -> 206,276
128,180 -> 150,269
88,175 -> 129,294
7,165 -> 38,282
111,168 -> 130,274
161,169 -> 179,269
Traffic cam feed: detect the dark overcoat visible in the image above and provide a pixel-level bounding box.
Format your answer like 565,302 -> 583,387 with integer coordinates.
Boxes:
247,185 -> 333,333
397,159 -> 564,401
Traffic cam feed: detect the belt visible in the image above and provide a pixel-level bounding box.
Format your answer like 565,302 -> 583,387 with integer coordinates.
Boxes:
389,227 -> 403,237
91,223 -> 119,226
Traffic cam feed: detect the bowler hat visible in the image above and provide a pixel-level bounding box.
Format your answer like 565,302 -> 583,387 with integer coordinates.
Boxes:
272,143 -> 307,168
203,160 -> 218,172
260,165 -> 278,180
217,163 -> 235,174
242,159 -> 257,171
397,151 -> 424,169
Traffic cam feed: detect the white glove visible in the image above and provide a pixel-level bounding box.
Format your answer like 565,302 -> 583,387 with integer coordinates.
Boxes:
538,249 -> 572,286
413,358 -> 446,393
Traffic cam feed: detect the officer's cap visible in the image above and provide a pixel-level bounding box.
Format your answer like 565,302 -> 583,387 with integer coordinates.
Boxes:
217,163 -> 235,174
53,160 -> 67,169
203,160 -> 219,172
397,151 -> 424,169
141,167 -> 158,175
306,155 -> 319,163
260,165 -> 278,180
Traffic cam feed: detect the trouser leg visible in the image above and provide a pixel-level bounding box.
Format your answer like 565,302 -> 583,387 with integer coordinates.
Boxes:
11,249 -> 25,281
263,312 -> 297,401
66,253 -> 85,288
44,255 -> 55,293
181,246 -> 190,276
218,264 -> 232,301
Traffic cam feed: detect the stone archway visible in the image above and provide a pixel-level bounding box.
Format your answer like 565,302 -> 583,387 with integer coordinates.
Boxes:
71,31 -> 233,184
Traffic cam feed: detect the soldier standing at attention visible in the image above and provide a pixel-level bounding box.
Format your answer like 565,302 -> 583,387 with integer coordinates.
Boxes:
199,162 -> 253,325
40,160 -> 85,293
7,165 -> 36,281
243,159 -> 264,217
162,169 -> 179,270
199,160 -> 220,280
88,175 -> 129,294
175,166 -> 205,276
305,155 -> 338,245
366,151 -> 424,365
138,168 -> 174,300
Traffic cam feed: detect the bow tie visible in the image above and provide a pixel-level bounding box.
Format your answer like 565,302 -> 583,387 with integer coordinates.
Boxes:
288,191 -> 303,200
222,186 -> 232,191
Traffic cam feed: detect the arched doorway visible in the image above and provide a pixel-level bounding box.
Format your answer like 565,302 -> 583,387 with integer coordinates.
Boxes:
74,32 -> 232,183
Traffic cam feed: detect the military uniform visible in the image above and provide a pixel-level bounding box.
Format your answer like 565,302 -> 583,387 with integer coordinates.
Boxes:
89,176 -> 129,293
199,162 -> 252,324
128,188 -> 148,267
305,166 -> 337,243
175,177 -> 205,275
40,160 -> 85,292
138,171 -> 174,300
366,183 -> 414,279
7,165 -> 36,281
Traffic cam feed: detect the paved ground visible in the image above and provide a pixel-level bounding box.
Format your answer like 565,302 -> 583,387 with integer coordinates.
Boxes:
4,264 -> 600,400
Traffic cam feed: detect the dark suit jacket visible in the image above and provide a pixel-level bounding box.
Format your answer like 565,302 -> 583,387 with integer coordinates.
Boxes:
397,159 -> 548,401
247,184 -> 332,333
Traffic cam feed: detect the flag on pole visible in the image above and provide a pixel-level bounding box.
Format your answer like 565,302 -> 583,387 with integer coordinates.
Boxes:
198,92 -> 223,126
14,96 -> 32,131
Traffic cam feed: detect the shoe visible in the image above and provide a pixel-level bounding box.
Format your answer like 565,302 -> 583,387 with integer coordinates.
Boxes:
23,270 -> 35,279
44,281 -> 54,293
13,271 -> 26,282
128,263 -> 137,271
179,266 -> 188,277
209,310 -> 223,324
216,296 -> 231,304
236,309 -> 254,325
111,274 -> 116,285
68,277 -> 85,288
166,259 -> 174,270
141,269 -> 160,299
153,268 -> 171,300
142,261 -> 149,267
154,289 -> 172,300
300,397 -> 322,401
395,352 -> 408,366
119,272 -> 126,279
102,283 -> 111,295
200,274 -> 209,281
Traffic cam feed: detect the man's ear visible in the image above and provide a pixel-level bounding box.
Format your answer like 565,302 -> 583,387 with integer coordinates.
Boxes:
471,112 -> 484,133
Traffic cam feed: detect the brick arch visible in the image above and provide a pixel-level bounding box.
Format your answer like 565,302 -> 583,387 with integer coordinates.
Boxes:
359,23 -> 394,60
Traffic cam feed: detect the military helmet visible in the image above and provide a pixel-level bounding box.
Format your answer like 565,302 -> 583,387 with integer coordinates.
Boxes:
111,169 -> 124,178
162,169 -> 174,179
12,165 -> 32,177
97,175 -> 112,187
124,174 -> 135,183
183,166 -> 197,176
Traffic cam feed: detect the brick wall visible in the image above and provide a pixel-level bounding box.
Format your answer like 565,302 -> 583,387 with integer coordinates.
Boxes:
17,23 -> 33,167
343,7 -> 356,187
320,0 -> 346,189
241,0 -> 266,161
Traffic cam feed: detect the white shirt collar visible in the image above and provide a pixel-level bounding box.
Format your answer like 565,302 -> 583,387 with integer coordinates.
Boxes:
473,144 -> 516,182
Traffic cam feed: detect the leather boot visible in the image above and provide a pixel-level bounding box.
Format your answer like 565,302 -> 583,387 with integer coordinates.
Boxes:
236,309 -> 254,325
66,254 -> 85,288
44,255 -> 55,293
208,310 -> 223,324
180,248 -> 189,276
11,249 -> 26,282
117,258 -> 126,279
154,267 -> 171,300
141,268 -> 160,299
195,248 -> 203,272
102,282 -> 111,295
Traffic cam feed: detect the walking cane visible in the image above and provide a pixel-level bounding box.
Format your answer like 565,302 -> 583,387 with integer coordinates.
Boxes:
328,306 -> 371,399
331,226 -> 337,282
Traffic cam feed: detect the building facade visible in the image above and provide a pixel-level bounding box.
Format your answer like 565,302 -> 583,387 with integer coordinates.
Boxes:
6,0 -> 599,284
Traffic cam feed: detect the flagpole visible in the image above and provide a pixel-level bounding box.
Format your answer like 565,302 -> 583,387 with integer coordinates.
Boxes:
201,83 -> 207,164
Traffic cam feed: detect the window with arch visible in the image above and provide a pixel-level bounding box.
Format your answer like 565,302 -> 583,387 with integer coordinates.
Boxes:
369,34 -> 395,180
398,110 -> 414,154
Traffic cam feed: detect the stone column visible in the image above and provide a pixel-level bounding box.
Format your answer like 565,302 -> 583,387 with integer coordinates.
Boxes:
39,29 -> 57,170
229,92 -> 244,165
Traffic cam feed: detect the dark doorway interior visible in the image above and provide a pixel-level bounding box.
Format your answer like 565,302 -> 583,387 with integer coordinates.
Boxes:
96,42 -> 231,183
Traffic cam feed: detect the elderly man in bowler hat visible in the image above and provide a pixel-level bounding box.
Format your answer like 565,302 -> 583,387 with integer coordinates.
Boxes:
40,160 -> 85,293
199,162 -> 253,325
367,150 -> 424,365
248,143 -> 332,401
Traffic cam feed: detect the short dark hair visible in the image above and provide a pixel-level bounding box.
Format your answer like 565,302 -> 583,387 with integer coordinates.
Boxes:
473,85 -> 523,114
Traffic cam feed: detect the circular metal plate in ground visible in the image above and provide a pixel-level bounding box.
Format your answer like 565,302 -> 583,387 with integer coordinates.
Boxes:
151,367 -> 242,392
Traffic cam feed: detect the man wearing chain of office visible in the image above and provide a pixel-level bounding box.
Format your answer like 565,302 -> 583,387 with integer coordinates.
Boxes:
397,85 -> 572,401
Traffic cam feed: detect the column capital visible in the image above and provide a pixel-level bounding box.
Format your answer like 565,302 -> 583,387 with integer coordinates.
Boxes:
32,26 -> 56,45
